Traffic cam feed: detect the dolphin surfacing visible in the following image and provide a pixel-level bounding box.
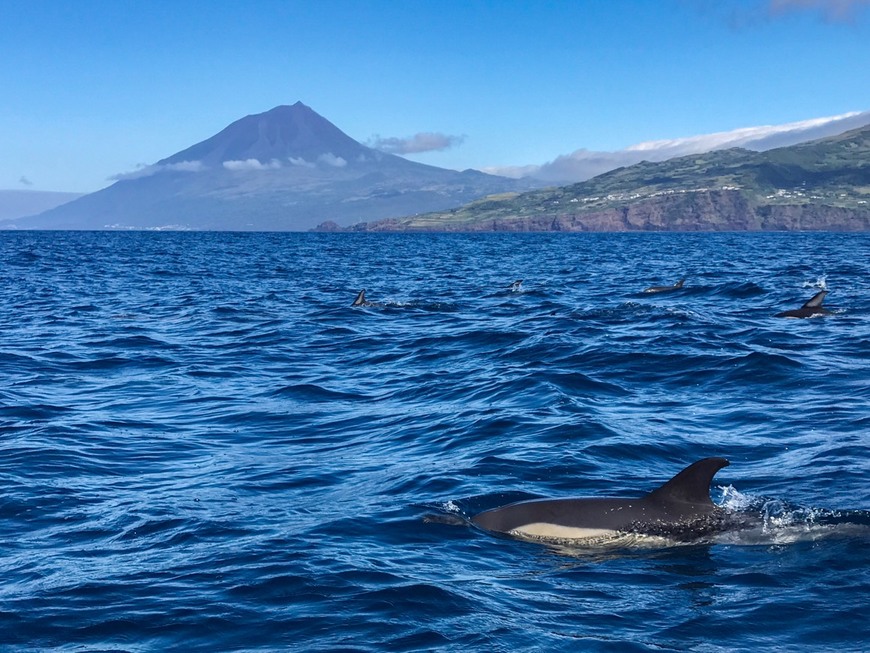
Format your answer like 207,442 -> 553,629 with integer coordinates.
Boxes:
643,278 -> 685,294
351,289 -> 368,307
472,458 -> 730,542
775,290 -> 832,318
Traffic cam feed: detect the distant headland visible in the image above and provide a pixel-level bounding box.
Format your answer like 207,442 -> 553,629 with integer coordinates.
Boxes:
315,124 -> 870,232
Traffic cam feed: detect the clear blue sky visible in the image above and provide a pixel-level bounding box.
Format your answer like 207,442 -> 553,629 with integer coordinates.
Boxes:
2,0 -> 869,192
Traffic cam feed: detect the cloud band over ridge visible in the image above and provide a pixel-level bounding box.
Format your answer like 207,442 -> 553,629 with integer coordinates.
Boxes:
110,152 -> 350,181
483,110 -> 870,183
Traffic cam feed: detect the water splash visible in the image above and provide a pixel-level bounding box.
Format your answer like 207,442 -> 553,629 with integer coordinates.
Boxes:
717,486 -> 870,546
802,275 -> 828,290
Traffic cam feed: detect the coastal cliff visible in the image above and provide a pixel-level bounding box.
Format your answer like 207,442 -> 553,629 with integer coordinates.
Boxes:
325,190 -> 869,232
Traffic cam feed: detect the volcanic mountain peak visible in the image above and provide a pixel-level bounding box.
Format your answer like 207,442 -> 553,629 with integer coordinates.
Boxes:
17,102 -> 532,231
159,102 -> 374,168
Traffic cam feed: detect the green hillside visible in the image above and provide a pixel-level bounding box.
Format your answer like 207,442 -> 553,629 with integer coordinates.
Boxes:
339,124 -> 870,231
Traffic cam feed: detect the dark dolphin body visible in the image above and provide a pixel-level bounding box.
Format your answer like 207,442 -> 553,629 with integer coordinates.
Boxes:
351,289 -> 369,307
643,278 -> 685,294
472,458 -> 731,541
775,290 -> 833,318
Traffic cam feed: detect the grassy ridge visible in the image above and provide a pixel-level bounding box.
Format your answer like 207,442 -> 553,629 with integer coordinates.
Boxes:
384,124 -> 870,229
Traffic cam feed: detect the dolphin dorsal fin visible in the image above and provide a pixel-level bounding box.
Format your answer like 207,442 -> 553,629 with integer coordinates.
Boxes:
352,289 -> 366,306
802,290 -> 827,309
674,279 -> 685,288
645,458 -> 729,507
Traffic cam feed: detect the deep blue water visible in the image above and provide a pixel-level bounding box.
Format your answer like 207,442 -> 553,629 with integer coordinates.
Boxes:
1,231 -> 868,652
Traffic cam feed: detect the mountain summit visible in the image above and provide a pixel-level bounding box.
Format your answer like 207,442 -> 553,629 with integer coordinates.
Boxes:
17,103 -> 531,231
160,102 -> 371,168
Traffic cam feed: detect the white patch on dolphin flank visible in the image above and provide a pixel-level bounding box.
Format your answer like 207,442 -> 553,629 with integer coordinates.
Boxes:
510,523 -> 618,540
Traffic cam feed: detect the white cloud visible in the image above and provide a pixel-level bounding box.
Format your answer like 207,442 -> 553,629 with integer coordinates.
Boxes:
485,150 -> 649,183
625,111 -> 866,154
109,151 -> 355,181
317,153 -> 347,167
167,160 -> 206,173
222,158 -> 282,171
368,132 -> 466,155
110,160 -> 205,181
484,110 -> 870,183
288,156 -> 316,168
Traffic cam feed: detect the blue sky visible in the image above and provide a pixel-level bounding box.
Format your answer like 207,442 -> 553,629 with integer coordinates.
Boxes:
2,0 -> 869,192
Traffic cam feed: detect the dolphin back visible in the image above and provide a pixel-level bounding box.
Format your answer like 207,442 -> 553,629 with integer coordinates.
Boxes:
643,278 -> 685,293
644,457 -> 729,509
776,290 -> 832,317
351,289 -> 367,306
802,290 -> 827,308
472,457 -> 731,537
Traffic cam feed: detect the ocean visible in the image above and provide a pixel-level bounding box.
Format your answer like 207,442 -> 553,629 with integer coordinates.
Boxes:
1,231 -> 868,652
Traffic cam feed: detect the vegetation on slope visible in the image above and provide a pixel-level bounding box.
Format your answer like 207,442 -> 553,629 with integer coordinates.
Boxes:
339,124 -> 870,231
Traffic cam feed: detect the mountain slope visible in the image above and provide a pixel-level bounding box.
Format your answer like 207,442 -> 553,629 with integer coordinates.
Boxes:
159,102 -> 370,167
0,190 -> 82,222
339,124 -> 870,232
16,103 -> 533,231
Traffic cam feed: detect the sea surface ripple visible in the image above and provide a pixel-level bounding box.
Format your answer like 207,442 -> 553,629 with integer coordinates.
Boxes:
1,231 -> 868,652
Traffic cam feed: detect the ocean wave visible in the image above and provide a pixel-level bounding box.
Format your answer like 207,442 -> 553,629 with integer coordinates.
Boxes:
1,231 -> 868,652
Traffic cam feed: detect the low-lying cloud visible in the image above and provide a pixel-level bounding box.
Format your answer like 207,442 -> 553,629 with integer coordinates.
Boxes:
317,153 -> 347,168
484,110 -> 870,183
111,152 -> 354,182
369,132 -> 466,155
223,158 -> 282,171
288,156 -> 316,168
110,160 -> 205,181
223,153 -> 347,169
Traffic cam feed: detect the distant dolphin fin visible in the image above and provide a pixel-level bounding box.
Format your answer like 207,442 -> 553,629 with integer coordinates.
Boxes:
645,457 -> 729,507
351,289 -> 366,306
674,278 -> 685,288
802,290 -> 827,308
